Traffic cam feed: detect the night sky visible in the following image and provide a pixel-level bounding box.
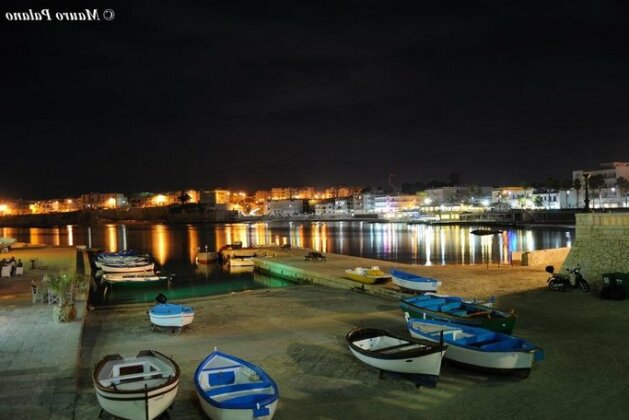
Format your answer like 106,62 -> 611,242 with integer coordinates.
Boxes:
1,0 -> 628,199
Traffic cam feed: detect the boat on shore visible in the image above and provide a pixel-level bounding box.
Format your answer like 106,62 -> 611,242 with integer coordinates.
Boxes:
406,316 -> 543,378
196,251 -> 218,264
194,350 -> 279,420
92,349 -> 180,420
149,303 -> 195,328
346,327 -> 446,387
400,294 -> 516,334
391,269 -> 441,292
345,266 -> 392,284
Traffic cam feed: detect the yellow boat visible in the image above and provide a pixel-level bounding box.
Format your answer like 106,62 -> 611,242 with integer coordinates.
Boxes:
345,266 -> 392,284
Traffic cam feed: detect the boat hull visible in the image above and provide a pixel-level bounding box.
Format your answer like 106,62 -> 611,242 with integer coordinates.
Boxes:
392,276 -> 441,292
349,347 -> 443,377
229,258 -> 255,267
195,351 -> 279,420
345,272 -> 391,284
407,319 -> 541,377
196,251 -> 218,264
198,397 -> 278,420
93,350 -> 180,420
400,296 -> 516,334
149,313 -> 194,328
95,380 -> 179,420
101,263 -> 155,273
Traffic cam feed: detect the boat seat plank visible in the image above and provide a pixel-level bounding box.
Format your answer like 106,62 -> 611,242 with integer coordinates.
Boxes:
101,370 -> 172,386
373,342 -> 418,353
217,393 -> 275,409
206,381 -> 270,397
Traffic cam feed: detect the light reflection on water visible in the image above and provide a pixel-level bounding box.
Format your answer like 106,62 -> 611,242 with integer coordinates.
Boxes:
2,222 -> 573,266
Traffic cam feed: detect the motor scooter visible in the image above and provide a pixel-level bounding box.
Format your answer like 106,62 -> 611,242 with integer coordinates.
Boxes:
545,265 -> 590,292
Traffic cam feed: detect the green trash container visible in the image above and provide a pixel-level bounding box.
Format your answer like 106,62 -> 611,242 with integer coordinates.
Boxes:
601,272 -> 628,300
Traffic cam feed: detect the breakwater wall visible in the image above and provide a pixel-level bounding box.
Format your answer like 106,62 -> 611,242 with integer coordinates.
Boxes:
0,206 -> 238,227
561,213 -> 629,283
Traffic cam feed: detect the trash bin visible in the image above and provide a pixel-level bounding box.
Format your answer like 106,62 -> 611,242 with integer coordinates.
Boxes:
601,272 -> 628,300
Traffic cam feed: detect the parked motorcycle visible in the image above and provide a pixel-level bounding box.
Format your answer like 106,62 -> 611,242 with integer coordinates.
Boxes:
545,265 -> 590,292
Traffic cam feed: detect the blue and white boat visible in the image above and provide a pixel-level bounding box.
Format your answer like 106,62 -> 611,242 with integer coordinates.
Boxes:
405,315 -> 544,378
194,350 -> 279,420
149,303 -> 195,328
391,269 -> 442,292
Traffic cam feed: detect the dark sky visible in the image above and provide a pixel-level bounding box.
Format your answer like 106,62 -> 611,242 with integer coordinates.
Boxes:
1,0 -> 628,199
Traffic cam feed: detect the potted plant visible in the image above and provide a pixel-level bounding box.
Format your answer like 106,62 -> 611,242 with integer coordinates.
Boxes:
44,272 -> 87,322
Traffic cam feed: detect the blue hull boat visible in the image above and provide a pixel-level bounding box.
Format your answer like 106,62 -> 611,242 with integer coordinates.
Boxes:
400,294 -> 516,333
194,350 -> 279,420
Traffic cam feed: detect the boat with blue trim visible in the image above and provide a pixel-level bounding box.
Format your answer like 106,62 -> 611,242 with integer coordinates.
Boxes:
400,294 -> 516,333
149,303 -> 195,328
194,350 -> 279,420
405,315 -> 543,378
391,269 -> 441,292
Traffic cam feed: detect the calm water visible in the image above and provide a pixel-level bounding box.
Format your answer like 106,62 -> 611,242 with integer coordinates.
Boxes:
1,221 -> 573,265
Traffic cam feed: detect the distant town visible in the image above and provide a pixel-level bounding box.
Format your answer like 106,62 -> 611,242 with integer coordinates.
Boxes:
1,162 -> 628,222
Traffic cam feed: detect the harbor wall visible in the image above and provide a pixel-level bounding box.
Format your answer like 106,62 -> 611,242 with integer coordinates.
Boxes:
561,213 -> 629,284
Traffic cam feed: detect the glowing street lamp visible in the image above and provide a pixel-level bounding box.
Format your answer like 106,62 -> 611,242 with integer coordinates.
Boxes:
107,197 -> 117,208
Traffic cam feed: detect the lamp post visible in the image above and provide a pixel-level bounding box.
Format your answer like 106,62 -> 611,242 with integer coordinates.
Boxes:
583,172 -> 591,211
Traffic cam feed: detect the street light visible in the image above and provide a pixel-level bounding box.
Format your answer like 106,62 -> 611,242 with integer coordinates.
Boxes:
583,172 -> 591,211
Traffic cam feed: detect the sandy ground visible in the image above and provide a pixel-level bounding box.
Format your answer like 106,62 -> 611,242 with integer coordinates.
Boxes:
3,246 -> 628,419
75,263 -> 629,420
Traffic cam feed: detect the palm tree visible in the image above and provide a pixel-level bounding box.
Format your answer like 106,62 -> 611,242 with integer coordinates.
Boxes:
177,192 -> 191,204
573,178 -> 581,208
617,177 -> 629,208
588,174 -> 606,208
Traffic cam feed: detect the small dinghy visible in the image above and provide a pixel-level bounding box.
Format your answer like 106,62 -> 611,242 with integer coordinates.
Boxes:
194,350 -> 279,420
391,269 -> 442,292
346,327 -> 446,387
92,350 -> 180,420
100,261 -> 155,273
149,303 -> 195,329
345,266 -> 392,284
406,315 -> 544,378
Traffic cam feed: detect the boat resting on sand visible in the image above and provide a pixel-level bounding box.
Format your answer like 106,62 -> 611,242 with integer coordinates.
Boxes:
406,316 -> 543,378
346,327 -> 446,387
92,349 -> 180,420
194,350 -> 279,420
391,269 -> 441,292
400,294 -> 516,334
345,266 -> 392,284
149,303 -> 195,329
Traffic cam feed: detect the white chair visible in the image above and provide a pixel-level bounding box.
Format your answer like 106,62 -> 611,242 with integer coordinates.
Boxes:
15,266 -> 24,275
0,265 -> 11,277
47,288 -> 60,305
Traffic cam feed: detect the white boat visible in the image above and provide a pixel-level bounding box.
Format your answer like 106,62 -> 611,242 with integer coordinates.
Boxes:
102,272 -> 166,284
95,256 -> 150,269
195,350 -> 279,420
100,261 -> 155,273
228,256 -> 255,267
149,303 -> 195,328
391,269 -> 441,292
346,327 -> 446,387
196,251 -> 218,264
405,315 -> 544,378
93,350 -> 180,420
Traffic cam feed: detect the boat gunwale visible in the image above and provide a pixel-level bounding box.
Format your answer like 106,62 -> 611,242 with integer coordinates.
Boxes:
346,327 -> 445,360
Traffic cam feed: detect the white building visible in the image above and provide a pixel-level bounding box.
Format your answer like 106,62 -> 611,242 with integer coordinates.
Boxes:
373,194 -> 419,214
573,162 -> 629,208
